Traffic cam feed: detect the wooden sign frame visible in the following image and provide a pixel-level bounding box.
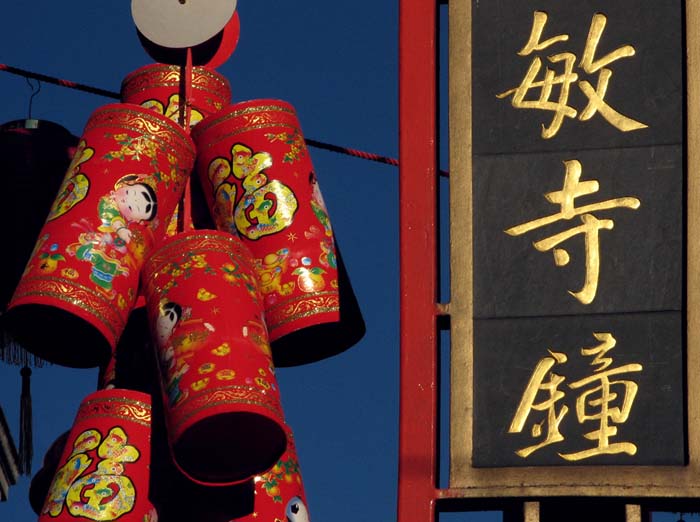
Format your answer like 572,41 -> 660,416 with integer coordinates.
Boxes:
447,0 -> 700,498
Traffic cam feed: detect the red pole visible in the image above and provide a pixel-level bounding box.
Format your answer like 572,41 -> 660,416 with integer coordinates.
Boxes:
398,0 -> 439,521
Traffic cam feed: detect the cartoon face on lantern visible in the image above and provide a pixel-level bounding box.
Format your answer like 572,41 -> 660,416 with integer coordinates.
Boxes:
156,301 -> 182,346
67,174 -> 159,297
113,181 -> 157,224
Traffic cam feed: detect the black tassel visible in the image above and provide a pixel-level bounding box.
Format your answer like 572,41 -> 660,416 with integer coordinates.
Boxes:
1,328 -> 47,367
19,365 -> 33,475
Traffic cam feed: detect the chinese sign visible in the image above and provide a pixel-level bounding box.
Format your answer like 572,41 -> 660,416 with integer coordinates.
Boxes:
471,0 -> 685,466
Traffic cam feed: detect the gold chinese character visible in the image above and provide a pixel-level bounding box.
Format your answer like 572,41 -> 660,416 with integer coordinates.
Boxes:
505,159 -> 640,304
559,332 -> 643,461
508,350 -> 569,458
497,11 -> 648,138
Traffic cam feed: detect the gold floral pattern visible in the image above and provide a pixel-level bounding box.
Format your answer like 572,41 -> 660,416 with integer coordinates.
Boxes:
78,395 -> 152,427
193,101 -> 300,150
170,385 -> 285,436
121,65 -> 231,102
266,292 -> 340,332
11,275 -> 131,345
86,105 -> 195,163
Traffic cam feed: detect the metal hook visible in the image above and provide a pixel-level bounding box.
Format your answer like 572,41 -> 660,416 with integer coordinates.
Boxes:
25,76 -> 41,121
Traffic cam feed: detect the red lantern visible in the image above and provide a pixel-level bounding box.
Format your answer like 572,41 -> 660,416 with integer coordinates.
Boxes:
192,99 -> 365,366
142,229 -> 287,485
38,389 -> 156,522
121,64 -> 232,128
0,119 -> 78,313
4,103 -> 195,368
235,424 -> 311,522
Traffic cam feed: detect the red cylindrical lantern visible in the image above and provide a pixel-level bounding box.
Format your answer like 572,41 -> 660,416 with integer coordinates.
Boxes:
142,229 -> 287,486
38,389 -> 155,522
121,64 -> 232,127
234,424 -> 311,522
0,120 -> 78,313
4,103 -> 195,368
192,99 -> 364,366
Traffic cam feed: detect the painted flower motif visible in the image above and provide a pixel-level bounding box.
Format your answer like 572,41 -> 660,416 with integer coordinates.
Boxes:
197,288 -> 217,301
190,254 -> 207,268
292,266 -> 327,293
191,378 -> 210,391
264,129 -> 307,163
221,262 -> 241,283
255,377 -> 271,390
216,369 -> 236,381
199,362 -> 215,374
38,251 -> 66,274
61,267 -> 80,280
117,294 -> 128,310
259,456 -> 301,503
211,343 -> 231,356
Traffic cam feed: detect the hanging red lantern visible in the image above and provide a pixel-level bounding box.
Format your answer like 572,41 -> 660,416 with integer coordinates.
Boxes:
38,389 -> 156,522
192,99 -> 365,366
3,103 -> 195,368
0,119 -> 78,315
142,229 -> 287,486
121,63 -> 232,128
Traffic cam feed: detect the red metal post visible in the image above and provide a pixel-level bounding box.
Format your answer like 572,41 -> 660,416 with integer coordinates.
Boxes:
398,0 -> 439,522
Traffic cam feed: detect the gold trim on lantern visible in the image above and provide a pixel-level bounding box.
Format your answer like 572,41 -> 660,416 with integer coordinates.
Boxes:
77,396 -> 152,427
86,105 -> 196,159
144,232 -> 255,278
170,385 -> 285,434
11,275 -> 129,343
121,65 -> 231,101
193,101 -> 300,149
266,292 -> 340,330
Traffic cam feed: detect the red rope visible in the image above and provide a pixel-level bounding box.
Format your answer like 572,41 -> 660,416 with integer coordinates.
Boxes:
0,63 -> 449,176
0,63 -> 120,99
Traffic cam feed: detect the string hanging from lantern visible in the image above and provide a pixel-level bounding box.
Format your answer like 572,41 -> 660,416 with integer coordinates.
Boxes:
176,48 -> 195,233
18,366 -> 32,475
0,62 -> 450,176
25,77 -> 40,121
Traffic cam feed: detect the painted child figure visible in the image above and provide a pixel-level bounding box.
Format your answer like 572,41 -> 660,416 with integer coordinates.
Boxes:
69,174 -> 158,296
155,301 -> 189,407
98,174 -> 157,248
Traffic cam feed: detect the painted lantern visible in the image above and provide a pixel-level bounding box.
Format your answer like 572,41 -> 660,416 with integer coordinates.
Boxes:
121,63 -> 232,128
192,99 -> 364,366
4,103 -> 195,368
142,229 -> 287,486
38,389 -> 156,522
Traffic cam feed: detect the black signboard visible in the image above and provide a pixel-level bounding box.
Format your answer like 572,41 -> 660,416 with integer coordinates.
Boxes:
471,0 -> 686,466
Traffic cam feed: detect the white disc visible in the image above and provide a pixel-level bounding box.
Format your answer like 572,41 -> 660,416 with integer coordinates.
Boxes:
132,0 -> 237,49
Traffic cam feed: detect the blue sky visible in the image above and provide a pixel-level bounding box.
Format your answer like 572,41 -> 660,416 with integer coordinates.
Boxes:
0,2 -> 692,522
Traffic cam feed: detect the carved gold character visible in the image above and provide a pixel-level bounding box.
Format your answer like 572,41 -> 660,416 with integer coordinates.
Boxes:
508,350 -> 569,458
497,11 -> 648,138
505,159 -> 640,304
559,333 -> 642,461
